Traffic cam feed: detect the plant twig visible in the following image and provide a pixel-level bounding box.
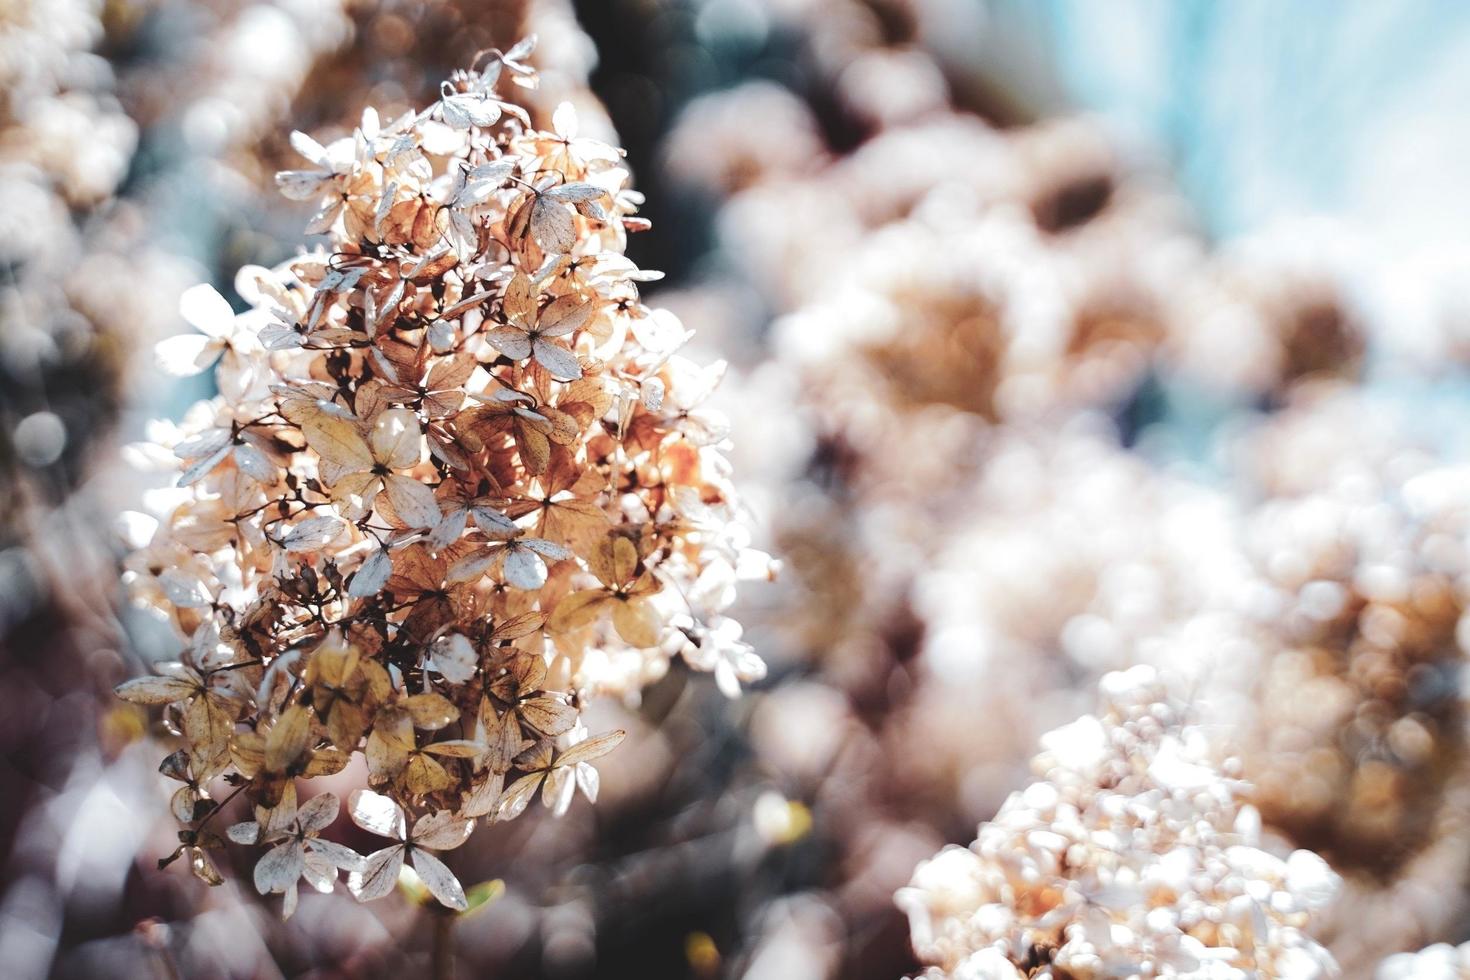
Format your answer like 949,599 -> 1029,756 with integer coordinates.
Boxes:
431,910 -> 456,980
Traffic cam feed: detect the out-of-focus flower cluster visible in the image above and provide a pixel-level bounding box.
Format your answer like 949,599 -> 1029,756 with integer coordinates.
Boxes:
1231,396 -> 1470,877
0,0 -> 144,490
898,665 -> 1340,980
117,41 -> 769,917
1380,942 -> 1470,980
653,3 -> 1470,976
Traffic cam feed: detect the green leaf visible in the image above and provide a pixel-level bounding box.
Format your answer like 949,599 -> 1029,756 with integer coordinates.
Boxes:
462,878 -> 505,917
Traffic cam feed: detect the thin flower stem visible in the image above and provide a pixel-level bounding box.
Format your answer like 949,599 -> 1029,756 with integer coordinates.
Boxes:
196,779 -> 252,834
431,911 -> 456,980
150,940 -> 183,980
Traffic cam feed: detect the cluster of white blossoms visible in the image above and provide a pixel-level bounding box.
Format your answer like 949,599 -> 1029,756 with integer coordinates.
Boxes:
897,665 -> 1341,980
890,420 -> 1248,820
0,0 -> 140,376
1379,943 -> 1470,980
117,38 -> 770,915
1235,431 -> 1470,870
654,19 -> 1407,977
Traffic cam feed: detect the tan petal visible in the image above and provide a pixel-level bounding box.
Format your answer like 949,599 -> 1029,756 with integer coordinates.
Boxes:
502,273 -> 537,326
518,695 -> 577,736
547,590 -> 610,633
494,772 -> 543,822
265,705 -> 313,773
115,675 -> 197,705
611,597 -> 662,648
404,753 -> 453,795
529,196 -> 575,254
538,294 -> 592,338
301,414 -> 373,474
558,729 -> 626,767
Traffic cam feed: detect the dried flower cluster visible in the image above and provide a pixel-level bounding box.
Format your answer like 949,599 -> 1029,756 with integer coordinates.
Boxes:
897,665 -> 1341,980
117,39 -> 768,914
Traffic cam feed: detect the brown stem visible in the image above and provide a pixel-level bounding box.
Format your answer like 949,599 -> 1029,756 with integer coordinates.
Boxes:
153,944 -> 183,980
137,921 -> 182,980
431,911 -> 456,980
194,778 -> 251,834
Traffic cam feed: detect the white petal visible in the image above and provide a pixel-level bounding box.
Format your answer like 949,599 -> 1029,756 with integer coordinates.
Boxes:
348,548 -> 392,597
714,659 -> 742,699
531,339 -> 581,380
301,851 -> 337,893
486,327 -> 533,360
347,845 -> 405,902
502,547 -> 547,590
259,321 -> 305,350
174,428 -> 232,461
254,840 -> 305,895
543,183 -> 605,205
233,443 -> 275,483
428,319 -> 455,353
160,572 -> 212,608
574,762 -> 600,804
432,634 -> 479,685
289,130 -> 329,165
178,443 -> 231,487
281,883 -> 299,919
470,507 -> 517,537
282,514 -> 345,552
553,101 -> 578,139
410,848 -> 467,911
297,792 -> 340,834
640,378 -> 665,411
155,334 -> 218,376
530,197 -> 576,253
233,264 -> 276,305
383,474 -> 442,529
276,169 -> 331,201
522,538 -> 571,560
307,838 -> 363,872
348,789 -> 407,840
410,811 -> 474,850
494,773 -> 542,822
227,821 -> 261,845
179,283 -> 236,338
542,766 -> 576,817
630,308 -> 689,353
429,507 -> 468,550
